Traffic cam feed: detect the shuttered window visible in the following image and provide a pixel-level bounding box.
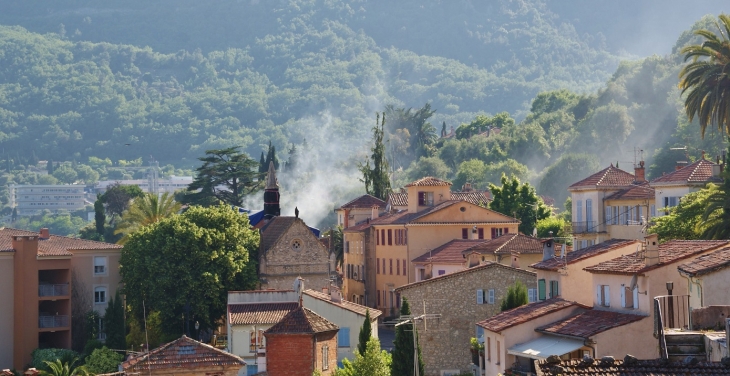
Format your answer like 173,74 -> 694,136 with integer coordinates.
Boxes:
477,289 -> 484,304
538,279 -> 546,300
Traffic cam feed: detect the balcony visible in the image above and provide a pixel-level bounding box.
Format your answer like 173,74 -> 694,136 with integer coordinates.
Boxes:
571,221 -> 596,234
39,315 -> 69,329
39,283 -> 69,297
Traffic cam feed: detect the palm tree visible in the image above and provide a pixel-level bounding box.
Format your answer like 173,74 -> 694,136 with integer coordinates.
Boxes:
114,192 -> 182,244
40,359 -> 89,376
679,14 -> 730,137
701,179 -> 730,239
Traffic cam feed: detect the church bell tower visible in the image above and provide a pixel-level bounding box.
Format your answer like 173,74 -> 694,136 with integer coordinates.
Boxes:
263,161 -> 280,218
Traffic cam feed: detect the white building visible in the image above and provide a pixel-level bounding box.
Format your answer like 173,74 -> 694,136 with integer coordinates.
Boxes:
9,184 -> 88,216
94,176 -> 192,195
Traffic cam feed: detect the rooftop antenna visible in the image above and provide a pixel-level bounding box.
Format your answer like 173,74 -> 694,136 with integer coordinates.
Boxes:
634,147 -> 644,167
670,146 -> 689,161
391,303 -> 441,376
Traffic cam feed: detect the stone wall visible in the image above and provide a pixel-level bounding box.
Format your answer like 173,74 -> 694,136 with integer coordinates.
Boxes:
397,264 -> 536,376
692,305 -> 730,330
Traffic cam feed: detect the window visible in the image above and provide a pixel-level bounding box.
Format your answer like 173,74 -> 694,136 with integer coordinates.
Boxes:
97,317 -> 106,341
586,199 -> 593,222
538,279 -> 546,300
345,241 -> 350,253
621,284 -> 633,308
396,292 -> 401,308
605,206 -> 612,225
487,289 -> 495,304
403,259 -> 407,276
477,289 -> 484,304
377,258 -> 380,274
528,288 -> 537,303
576,200 -> 583,222
549,280 -> 559,298
462,228 -> 468,239
597,285 -> 610,307
491,228 -> 505,239
418,191 -> 434,206
250,329 -> 265,352
376,230 -> 379,245
388,229 -> 392,245
438,269 -> 446,276
94,256 -> 107,275
322,345 -> 329,370
389,259 -> 393,275
94,287 -> 107,304
382,258 -> 386,275
396,259 -> 400,275
338,327 -> 350,348
377,290 -> 381,306
651,204 -> 656,218
478,228 -> 484,239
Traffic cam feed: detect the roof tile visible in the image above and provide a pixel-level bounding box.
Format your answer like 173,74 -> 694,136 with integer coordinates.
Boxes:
265,306 -> 338,335
536,310 -> 646,338
531,239 -> 639,271
466,233 -> 544,255
122,336 -> 245,372
228,302 -> 299,325
604,182 -> 655,200
569,165 -> 636,189
396,261 -> 535,292
584,240 -> 730,275
477,298 -> 587,333
535,358 -> 730,375
412,239 -> 485,264
339,194 -> 386,209
678,246 -> 730,277
303,289 -> 382,319
651,159 -> 722,185
405,177 -> 452,187
0,227 -> 122,257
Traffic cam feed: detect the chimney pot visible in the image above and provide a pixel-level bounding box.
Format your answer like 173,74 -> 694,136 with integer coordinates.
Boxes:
634,161 -> 646,182
511,251 -> 520,269
39,228 -> 50,239
371,206 -> 379,220
644,234 -> 659,266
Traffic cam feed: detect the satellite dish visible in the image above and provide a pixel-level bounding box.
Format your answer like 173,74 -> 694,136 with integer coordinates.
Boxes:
629,274 -> 638,291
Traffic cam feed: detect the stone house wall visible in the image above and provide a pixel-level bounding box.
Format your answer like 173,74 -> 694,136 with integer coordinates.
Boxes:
397,264 -> 536,376
314,331 -> 338,375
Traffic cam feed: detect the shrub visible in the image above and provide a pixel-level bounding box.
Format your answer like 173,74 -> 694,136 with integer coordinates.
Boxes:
30,348 -> 80,371
84,347 -> 124,375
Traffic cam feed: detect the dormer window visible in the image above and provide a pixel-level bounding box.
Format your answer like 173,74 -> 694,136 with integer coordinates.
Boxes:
418,191 -> 434,206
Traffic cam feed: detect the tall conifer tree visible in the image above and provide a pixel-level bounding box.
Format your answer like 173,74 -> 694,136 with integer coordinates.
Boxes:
390,298 -> 424,376
359,112 -> 391,201
357,309 -> 372,356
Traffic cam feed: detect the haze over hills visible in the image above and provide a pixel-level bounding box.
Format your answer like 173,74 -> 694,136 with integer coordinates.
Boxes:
0,0 -> 728,227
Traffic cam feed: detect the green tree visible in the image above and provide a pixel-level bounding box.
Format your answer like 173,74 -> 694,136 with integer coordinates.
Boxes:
326,225 -> 344,269
338,337 -> 392,376
679,14 -> 730,136
649,188 -> 713,241
490,175 -> 551,235
31,349 -> 80,372
500,280 -> 529,312
121,205 -> 259,337
539,154 -> 600,206
94,195 -> 106,236
536,216 -> 569,240
39,359 -> 89,376
101,184 -> 145,224
407,156 -> 451,182
187,147 -> 261,207
359,113 -> 391,201
84,347 -> 123,375
53,164 -> 78,184
104,291 -> 126,351
47,159 -> 55,174
258,151 -> 267,174
702,170 -> 730,239
114,192 -> 182,244
390,298 -> 424,376
357,309 -> 372,356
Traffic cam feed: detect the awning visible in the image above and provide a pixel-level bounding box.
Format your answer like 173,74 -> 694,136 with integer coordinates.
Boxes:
507,336 -> 585,360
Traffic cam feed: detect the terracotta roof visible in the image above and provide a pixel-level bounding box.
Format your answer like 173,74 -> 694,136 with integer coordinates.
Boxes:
466,233 -> 544,255
651,159 -> 723,185
476,298 -> 587,333
388,192 -> 408,207
259,217 -> 298,251
228,302 -> 298,325
535,357 -> 730,375
678,246 -> 730,277
584,240 -> 730,275
396,261 -> 535,292
531,239 -> 639,271
0,227 -> 122,257
569,165 -> 636,189
412,239 -> 485,264
604,182 -> 655,200
122,336 -> 245,372
405,177 -> 452,187
303,289 -> 382,319
536,310 -> 646,339
339,194 -> 386,209
265,306 -> 338,335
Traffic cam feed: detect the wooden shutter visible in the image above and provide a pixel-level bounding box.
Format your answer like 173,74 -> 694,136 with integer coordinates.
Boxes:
462,228 -> 468,239
478,228 -> 484,239
488,289 -> 495,304
538,279 -> 546,300
596,285 -> 602,306
603,285 -> 610,306
477,289 -> 484,304
418,192 -> 425,205
504,227 -> 508,234
633,287 -> 639,309
491,228 -> 496,239
621,285 -> 626,308
376,258 -> 380,274
396,259 -> 400,275
388,229 -> 392,245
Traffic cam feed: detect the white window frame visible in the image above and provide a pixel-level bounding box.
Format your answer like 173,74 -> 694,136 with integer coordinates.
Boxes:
94,256 -> 107,276
94,286 -> 107,304
487,289 -> 495,304
322,344 -> 329,370
528,288 -> 536,303
477,289 -> 484,305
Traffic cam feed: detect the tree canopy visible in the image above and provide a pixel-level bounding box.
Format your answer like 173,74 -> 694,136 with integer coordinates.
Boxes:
489,175 -> 551,235
186,147 -> 261,207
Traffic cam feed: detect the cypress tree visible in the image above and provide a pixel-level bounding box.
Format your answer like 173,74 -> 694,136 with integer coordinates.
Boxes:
94,195 -> 106,235
258,152 -> 266,173
500,280 -> 529,312
390,298 -> 424,376
47,159 -> 54,174
357,309 -> 372,356
359,112 -> 392,201
104,291 -> 126,350
441,121 -> 446,137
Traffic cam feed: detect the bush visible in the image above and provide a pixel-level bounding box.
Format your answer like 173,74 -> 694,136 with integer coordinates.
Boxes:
85,347 -> 124,374
82,339 -> 104,360
30,348 -> 80,371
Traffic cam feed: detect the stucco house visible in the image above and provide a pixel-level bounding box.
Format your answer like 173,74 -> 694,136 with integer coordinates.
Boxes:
335,194 -> 385,229
678,246 -> 730,309
395,261 -> 536,376
463,233 -> 546,271
650,158 -> 722,217
411,239 -> 484,281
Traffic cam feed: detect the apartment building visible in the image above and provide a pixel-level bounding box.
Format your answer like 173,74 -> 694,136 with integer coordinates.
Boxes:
94,176 -> 193,195
9,184 -> 88,216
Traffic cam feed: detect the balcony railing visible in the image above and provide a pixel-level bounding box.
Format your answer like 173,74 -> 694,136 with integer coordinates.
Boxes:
571,221 -> 596,233
39,283 -> 69,297
39,315 -> 69,329
654,295 -> 690,360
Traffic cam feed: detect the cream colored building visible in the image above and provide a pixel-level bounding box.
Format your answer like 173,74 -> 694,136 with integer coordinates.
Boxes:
335,194 -> 385,229
678,246 -> 730,309
650,158 -> 722,217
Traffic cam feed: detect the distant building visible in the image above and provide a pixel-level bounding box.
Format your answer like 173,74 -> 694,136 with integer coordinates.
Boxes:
9,184 -> 88,216
94,175 -> 192,195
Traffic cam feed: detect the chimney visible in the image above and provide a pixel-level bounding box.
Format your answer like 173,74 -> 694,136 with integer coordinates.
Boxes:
712,163 -> 721,177
542,239 -> 554,261
39,228 -> 50,239
511,251 -> 520,269
371,206 -> 379,220
463,182 -> 473,192
644,234 -> 659,267
634,161 -> 646,182
675,161 -> 688,171
330,287 -> 342,303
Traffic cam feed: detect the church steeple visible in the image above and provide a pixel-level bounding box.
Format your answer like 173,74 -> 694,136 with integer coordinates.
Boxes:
264,161 -> 280,218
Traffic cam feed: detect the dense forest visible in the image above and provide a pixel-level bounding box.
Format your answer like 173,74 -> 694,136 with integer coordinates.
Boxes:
0,0 -> 727,228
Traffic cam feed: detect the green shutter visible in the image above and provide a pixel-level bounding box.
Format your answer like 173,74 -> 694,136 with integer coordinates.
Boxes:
538,279 -> 546,301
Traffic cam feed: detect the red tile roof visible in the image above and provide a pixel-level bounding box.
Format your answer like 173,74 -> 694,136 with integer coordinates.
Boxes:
405,177 -> 452,187
264,306 -> 338,335
228,302 -> 299,325
0,227 -> 122,257
412,239 -> 485,264
651,159 -> 723,185
388,191 -> 491,207
466,233 -> 544,255
604,182 -> 655,200
585,240 -> 730,275
536,309 -> 646,339
388,192 -> 408,207
569,165 -> 636,189
535,358 -> 730,375
531,239 -> 639,271
396,261 -> 535,292
339,194 -> 386,209
476,298 -> 588,333
303,289 -> 382,319
122,336 -> 245,372
678,246 -> 730,277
